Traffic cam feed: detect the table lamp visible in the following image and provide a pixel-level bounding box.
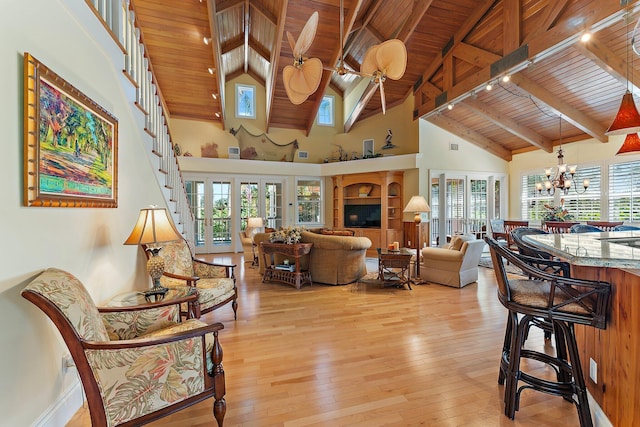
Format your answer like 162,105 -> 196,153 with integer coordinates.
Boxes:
247,217 -> 264,238
403,195 -> 431,280
124,207 -> 181,300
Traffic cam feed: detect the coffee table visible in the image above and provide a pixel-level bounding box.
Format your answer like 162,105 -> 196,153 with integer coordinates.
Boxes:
377,248 -> 413,290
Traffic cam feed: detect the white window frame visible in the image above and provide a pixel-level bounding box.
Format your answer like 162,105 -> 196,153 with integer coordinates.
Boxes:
317,95 -> 334,126
235,83 -> 256,119
295,176 -> 323,226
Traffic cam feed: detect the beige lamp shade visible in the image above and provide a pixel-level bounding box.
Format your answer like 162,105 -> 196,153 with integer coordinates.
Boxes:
247,217 -> 264,228
404,195 -> 431,224
124,207 -> 181,245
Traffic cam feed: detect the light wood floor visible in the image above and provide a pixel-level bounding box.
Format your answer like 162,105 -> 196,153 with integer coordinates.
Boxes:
67,253 -> 581,427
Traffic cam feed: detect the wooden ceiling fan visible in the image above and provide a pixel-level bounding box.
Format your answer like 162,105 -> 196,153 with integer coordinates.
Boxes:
283,0 -> 407,114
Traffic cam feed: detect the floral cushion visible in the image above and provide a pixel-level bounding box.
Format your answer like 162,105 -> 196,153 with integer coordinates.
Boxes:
101,305 -> 180,341
85,337 -> 205,426
23,268 -> 109,342
160,240 -> 195,277
194,261 -> 227,278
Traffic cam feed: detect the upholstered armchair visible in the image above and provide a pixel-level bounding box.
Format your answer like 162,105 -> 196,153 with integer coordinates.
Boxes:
419,234 -> 486,288
239,230 -> 255,263
143,238 -> 237,319
21,268 -> 226,427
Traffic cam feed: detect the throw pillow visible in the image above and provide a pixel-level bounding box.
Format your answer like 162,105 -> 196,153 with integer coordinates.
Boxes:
449,236 -> 465,251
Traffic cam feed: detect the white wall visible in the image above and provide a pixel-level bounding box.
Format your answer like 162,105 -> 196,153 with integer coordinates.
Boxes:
0,1 -> 168,425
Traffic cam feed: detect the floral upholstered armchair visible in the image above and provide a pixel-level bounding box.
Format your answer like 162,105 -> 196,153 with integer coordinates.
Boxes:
21,268 -> 226,427
144,238 -> 237,319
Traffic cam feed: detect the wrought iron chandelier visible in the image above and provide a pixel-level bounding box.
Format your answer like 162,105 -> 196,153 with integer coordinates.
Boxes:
536,117 -> 589,196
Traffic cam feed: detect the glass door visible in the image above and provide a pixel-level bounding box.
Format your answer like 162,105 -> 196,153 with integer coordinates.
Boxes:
185,177 -> 233,254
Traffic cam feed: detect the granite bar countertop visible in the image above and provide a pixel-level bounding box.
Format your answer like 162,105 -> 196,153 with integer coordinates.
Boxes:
524,231 -> 640,269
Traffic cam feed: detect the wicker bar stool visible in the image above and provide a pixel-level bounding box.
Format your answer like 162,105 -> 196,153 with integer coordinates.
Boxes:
485,237 -> 611,427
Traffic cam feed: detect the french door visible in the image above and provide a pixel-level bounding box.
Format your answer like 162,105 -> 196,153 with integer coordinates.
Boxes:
185,178 -> 233,254
185,175 -> 285,254
430,172 -> 505,247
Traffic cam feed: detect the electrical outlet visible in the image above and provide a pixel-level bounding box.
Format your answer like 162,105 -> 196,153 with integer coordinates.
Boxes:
589,358 -> 597,383
62,354 -> 75,374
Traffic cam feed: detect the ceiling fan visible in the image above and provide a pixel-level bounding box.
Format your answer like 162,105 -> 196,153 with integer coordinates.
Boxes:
282,1 -> 407,114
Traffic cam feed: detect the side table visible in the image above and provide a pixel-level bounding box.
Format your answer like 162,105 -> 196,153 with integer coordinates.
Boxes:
104,287 -> 199,319
260,242 -> 313,289
377,247 -> 413,290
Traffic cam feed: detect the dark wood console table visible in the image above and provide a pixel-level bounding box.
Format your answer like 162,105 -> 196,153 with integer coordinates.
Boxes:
260,242 -> 313,289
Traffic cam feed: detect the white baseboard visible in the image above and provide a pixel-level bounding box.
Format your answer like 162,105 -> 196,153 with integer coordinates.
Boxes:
34,381 -> 83,427
588,391 -> 613,427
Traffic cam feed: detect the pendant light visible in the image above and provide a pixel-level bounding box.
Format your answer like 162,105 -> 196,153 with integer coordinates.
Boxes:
616,132 -> 640,154
607,9 -> 640,136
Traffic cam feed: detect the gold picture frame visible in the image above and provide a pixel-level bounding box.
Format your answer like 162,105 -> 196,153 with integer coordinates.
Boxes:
23,53 -> 118,207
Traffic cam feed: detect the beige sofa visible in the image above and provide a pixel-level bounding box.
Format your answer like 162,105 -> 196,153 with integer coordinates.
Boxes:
419,234 -> 486,288
254,230 -> 371,285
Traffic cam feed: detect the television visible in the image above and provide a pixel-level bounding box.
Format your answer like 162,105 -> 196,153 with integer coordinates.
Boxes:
344,204 -> 381,228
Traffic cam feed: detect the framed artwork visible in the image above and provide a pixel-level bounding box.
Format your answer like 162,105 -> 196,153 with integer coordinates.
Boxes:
363,139 -> 374,157
23,53 -> 118,207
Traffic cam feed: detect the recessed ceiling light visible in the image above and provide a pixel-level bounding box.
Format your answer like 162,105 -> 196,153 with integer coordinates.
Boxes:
215,112 -> 220,118
208,67 -> 215,74
580,32 -> 592,43
486,83 -> 493,91
502,75 -> 510,83
447,104 -> 454,110
203,37 -> 211,45
212,93 -> 218,99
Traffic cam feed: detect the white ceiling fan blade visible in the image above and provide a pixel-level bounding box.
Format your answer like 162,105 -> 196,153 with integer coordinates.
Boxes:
375,39 -> 407,80
380,82 -> 386,115
293,11 -> 319,57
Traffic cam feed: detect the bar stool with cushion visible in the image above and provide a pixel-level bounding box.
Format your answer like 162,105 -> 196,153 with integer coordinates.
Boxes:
586,221 -> 623,231
569,224 -> 603,233
503,220 -> 529,250
485,237 -> 611,427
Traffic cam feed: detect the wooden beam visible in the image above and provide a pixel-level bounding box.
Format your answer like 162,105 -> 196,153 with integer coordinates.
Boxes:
415,0 -> 498,93
417,1 -> 633,120
249,0 -> 276,25
345,81 -> 378,133
503,0 -> 521,54
248,35 -> 270,61
396,0 -> 434,42
206,0 -> 226,128
243,0 -> 249,74
215,0 -> 243,14
509,73 -> 607,142
342,0 -> 384,60
463,98 -> 553,152
428,115 -> 512,161
522,0 -> 570,45
576,37 -> 640,93
220,35 -> 244,55
305,0 -> 364,135
453,43 -> 501,68
265,1 -> 288,131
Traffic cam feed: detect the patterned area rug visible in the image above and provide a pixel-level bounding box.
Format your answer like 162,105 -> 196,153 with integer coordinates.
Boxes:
478,256 -> 524,275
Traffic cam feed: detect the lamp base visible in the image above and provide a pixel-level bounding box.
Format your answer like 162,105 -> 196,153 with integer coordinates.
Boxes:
145,247 -> 168,302
144,286 -> 168,303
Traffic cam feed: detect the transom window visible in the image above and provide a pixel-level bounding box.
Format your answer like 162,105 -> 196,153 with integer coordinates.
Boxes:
317,95 -> 334,126
235,84 -> 256,119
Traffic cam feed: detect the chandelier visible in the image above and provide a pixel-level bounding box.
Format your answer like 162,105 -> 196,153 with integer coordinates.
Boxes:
536,117 -> 589,196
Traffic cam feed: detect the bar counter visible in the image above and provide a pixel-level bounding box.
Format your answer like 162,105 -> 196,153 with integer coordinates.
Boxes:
524,231 -> 640,426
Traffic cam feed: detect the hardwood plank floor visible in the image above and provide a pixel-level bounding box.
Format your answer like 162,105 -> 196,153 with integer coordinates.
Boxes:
67,253 -> 581,427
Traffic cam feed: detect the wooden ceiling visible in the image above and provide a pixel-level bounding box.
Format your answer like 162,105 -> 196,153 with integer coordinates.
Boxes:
130,0 -> 640,161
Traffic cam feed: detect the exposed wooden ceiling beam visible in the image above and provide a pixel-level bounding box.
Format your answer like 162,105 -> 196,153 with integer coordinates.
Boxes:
576,36 -> 640,94
463,98 -> 553,152
416,2 -> 631,120
509,73 -> 607,142
503,0 -> 521,54
249,0 -> 276,25
522,0 -> 569,44
249,36 -> 270,61
243,0 -> 249,74
304,0 -> 364,135
453,43 -> 501,68
221,35 -> 244,55
206,0 -> 226,127
414,0 -> 498,94
216,0 -> 243,14
265,0 -> 288,131
428,115 -> 512,161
